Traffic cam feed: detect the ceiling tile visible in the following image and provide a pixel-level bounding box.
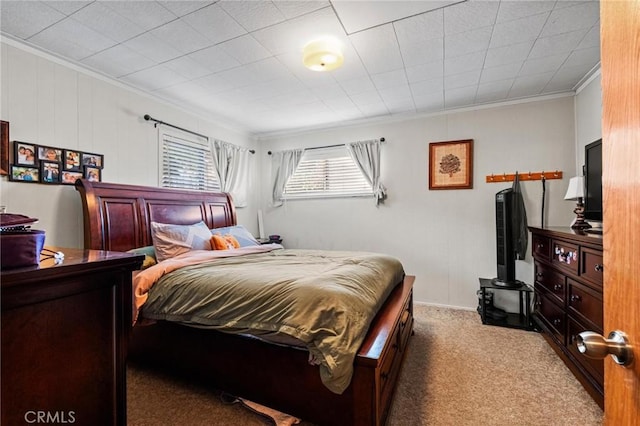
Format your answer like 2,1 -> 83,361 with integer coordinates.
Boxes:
378,84 -> 412,103
544,64 -> 592,92
0,1 -> 66,40
480,62 -> 522,83
71,2 -> 145,43
540,1 -> 600,37
220,0 -> 286,32
371,69 -> 408,90
338,76 -> 376,96
102,1 -> 178,31
154,81 -> 210,103
445,26 -> 493,58
29,18 -> 117,60
444,69 -> 481,90
157,1 -> 214,17
333,0 -> 457,34
496,0 -> 555,23
150,19 -> 212,55
483,41 -> 535,68
394,8 -> 444,43
475,79 -> 513,103
410,78 -> 444,98
562,46 -> 600,69
519,53 -> 570,76
350,90 -> 384,107
414,91 -> 444,112
47,1 -> 92,16
528,29 -> 588,58
508,72 -> 555,98
252,7 -> 346,56
121,65 -> 188,92
489,12 -> 549,48
577,23 -> 600,50
406,61 -> 444,84
309,82 -> 348,101
182,3 -> 247,44
187,45 -> 241,74
349,24 -> 404,74
123,32 -> 182,64
444,85 -> 476,108
444,51 -> 485,75
218,35 -> 272,64
82,44 -> 155,78
444,0 -> 500,35
398,38 -> 443,68
163,55 -> 212,80
273,1 -> 330,19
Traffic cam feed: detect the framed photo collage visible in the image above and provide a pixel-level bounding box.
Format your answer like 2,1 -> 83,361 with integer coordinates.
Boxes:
9,141 -> 103,185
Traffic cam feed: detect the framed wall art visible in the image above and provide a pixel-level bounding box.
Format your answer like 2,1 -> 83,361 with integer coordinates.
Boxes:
63,149 -> 82,171
10,165 -> 39,182
41,161 -> 61,184
1,120 -> 8,176
81,152 -> 103,168
61,170 -> 83,185
428,139 -> 473,190
84,166 -> 101,182
37,146 -> 62,162
14,141 -> 37,166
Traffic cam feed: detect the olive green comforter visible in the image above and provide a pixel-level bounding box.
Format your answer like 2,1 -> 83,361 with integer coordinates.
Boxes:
140,248 -> 405,394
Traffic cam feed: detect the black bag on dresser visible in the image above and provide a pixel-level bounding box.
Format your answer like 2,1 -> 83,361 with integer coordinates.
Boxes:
0,213 -> 46,268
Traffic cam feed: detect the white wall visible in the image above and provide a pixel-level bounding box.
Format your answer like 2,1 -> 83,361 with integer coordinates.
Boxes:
259,98 -> 577,309
0,42 -> 260,249
575,72 -> 603,173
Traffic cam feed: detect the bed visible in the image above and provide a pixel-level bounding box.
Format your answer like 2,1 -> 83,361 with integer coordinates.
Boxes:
75,178 -> 414,426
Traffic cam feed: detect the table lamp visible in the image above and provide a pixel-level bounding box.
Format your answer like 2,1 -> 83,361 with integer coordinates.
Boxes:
564,176 -> 592,229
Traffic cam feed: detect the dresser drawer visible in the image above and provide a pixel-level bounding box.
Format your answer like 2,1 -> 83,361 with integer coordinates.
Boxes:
534,261 -> 565,305
532,234 -> 550,261
536,291 -> 565,345
567,279 -> 603,331
378,315 -> 404,411
551,239 -> 579,275
398,297 -> 413,353
567,318 -> 604,386
580,248 -> 604,288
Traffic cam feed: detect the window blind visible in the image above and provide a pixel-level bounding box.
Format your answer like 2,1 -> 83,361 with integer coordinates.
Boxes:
283,145 -> 373,199
160,133 -> 220,191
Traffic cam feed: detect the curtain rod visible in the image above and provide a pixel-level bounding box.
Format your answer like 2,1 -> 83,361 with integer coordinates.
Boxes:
267,137 -> 385,155
143,114 -> 255,154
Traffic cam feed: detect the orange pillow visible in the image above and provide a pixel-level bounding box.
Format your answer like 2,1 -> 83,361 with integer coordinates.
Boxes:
211,234 -> 240,250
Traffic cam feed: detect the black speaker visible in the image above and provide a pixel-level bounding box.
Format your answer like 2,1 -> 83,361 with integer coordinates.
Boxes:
493,188 -> 521,287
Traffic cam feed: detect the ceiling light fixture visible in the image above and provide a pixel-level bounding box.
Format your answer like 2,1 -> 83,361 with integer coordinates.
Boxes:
303,37 -> 344,72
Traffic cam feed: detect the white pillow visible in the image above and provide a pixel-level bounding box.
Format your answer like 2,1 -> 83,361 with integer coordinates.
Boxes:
151,221 -> 212,262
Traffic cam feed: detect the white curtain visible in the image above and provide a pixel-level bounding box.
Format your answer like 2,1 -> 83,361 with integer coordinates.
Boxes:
271,149 -> 304,207
211,139 -> 251,207
346,139 -> 387,205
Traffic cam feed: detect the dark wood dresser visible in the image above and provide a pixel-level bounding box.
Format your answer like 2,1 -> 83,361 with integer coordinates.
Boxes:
1,247 -> 143,426
529,226 -> 604,408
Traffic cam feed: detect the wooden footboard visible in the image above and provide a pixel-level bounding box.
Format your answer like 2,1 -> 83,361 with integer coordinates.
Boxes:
129,275 -> 414,426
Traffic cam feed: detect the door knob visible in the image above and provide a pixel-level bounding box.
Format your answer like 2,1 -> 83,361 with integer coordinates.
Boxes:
576,330 -> 634,367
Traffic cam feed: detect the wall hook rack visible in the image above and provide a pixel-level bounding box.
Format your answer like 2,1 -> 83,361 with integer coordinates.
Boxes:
485,170 -> 563,183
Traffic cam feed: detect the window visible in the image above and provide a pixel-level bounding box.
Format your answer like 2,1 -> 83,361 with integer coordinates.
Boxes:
283,145 -> 373,199
159,132 -> 220,191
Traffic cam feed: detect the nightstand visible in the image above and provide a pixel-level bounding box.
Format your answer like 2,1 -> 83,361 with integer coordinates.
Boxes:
1,247 -> 143,426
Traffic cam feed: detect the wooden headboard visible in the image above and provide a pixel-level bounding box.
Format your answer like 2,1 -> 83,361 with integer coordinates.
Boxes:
75,179 -> 236,251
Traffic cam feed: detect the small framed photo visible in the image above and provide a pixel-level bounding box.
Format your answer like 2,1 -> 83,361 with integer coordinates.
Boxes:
40,161 -> 61,184
37,145 -> 62,163
81,152 -> 103,168
9,165 -> 39,182
61,170 -> 83,185
14,141 -> 37,166
63,149 -> 82,171
84,166 -> 101,182
428,139 -> 474,190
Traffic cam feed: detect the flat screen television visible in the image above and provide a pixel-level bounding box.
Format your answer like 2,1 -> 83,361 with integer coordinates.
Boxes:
583,139 -> 603,222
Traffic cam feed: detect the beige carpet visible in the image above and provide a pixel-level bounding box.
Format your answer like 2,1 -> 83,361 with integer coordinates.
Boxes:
127,304 -> 603,425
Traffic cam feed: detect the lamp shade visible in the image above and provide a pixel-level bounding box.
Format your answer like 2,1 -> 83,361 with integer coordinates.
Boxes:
564,176 -> 585,200
303,38 -> 344,72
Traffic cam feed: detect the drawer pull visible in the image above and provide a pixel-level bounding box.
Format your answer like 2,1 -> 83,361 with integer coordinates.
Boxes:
570,294 -> 581,303
594,264 -> 604,272
536,243 -> 544,249
381,372 -> 388,382
536,272 -> 543,278
400,310 -> 410,327
552,318 -> 562,326
553,284 -> 563,291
